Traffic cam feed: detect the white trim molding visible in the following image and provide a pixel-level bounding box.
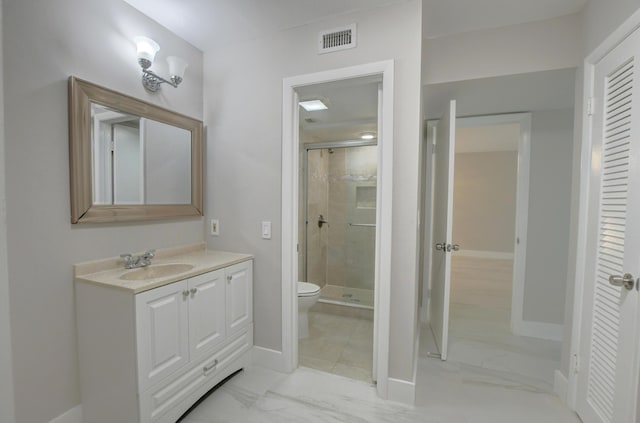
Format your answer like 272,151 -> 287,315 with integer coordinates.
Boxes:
456,249 -> 514,260
387,377 -> 416,404
281,60 -> 395,399
554,369 -> 569,403
48,405 -> 83,423
512,320 -> 563,342
252,346 -> 288,373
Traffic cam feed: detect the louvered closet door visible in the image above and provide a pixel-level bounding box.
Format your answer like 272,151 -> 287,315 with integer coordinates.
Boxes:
576,28 -> 640,423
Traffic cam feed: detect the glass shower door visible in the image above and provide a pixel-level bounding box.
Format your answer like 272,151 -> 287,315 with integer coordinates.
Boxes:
304,144 -> 377,308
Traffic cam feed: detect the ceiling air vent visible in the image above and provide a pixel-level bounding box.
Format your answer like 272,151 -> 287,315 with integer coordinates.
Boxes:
318,24 -> 357,54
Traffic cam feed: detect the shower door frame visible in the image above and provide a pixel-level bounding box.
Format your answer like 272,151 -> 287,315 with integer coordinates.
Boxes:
301,140 -> 378,289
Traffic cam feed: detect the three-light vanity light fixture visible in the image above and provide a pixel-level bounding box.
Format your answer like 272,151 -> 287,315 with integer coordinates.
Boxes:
134,36 -> 188,92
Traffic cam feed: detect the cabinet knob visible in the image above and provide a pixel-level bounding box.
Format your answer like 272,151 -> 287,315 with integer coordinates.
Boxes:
182,290 -> 189,298
227,275 -> 232,283
190,287 -> 198,295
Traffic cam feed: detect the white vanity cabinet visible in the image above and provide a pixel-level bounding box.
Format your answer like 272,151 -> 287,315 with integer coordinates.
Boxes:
76,257 -> 253,423
225,262 -> 253,336
136,268 -> 228,392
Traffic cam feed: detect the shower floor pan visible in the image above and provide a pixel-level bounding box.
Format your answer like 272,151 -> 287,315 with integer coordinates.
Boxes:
319,284 -> 374,309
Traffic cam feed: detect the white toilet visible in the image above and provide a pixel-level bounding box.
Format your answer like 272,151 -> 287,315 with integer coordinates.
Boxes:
297,281 -> 321,339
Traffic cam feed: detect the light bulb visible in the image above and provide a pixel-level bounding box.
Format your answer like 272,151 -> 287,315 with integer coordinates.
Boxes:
167,56 -> 188,85
134,36 -> 160,69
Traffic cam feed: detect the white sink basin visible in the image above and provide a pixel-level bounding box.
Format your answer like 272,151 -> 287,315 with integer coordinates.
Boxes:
119,264 -> 194,281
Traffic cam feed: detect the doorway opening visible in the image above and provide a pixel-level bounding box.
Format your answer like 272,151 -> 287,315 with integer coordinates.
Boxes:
446,116 -> 559,388
295,80 -> 379,383
423,105 -> 573,391
450,114 -> 531,339
281,61 -> 394,397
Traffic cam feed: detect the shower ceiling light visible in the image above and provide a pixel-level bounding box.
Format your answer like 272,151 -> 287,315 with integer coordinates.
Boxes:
361,132 -> 376,140
299,99 -> 328,111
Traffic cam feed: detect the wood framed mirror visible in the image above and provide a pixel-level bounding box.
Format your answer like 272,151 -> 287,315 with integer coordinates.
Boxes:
68,76 -> 203,224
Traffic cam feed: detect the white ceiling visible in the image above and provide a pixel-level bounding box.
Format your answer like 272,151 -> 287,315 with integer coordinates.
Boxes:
297,77 -> 380,143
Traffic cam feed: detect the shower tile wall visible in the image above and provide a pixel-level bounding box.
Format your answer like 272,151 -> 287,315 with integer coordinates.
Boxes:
327,146 -> 377,290
304,149 -> 329,288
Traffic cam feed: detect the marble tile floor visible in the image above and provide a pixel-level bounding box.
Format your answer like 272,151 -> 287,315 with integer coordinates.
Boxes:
181,255 -> 579,422
298,310 -> 374,382
181,361 -> 580,423
442,256 -> 561,389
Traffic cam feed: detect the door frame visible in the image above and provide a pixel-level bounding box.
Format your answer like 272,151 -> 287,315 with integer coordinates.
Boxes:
281,60 -> 394,398
567,8 -> 640,411
422,113 -> 532,338
0,7 -> 16,418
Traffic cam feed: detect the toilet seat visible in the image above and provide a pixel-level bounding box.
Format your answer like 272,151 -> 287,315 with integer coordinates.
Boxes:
298,281 -> 320,297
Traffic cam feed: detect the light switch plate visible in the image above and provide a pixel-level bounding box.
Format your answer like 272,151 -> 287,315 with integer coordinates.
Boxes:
210,219 -> 220,236
261,221 -> 271,239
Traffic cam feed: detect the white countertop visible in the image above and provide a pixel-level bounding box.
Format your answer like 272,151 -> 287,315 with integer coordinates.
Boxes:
74,243 -> 253,294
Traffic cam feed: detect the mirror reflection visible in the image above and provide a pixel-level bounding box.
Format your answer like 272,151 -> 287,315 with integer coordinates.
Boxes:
69,76 -> 203,224
91,103 -> 192,206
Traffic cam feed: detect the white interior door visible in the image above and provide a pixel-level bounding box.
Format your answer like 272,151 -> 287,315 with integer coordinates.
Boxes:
429,100 -> 457,360
576,28 -> 640,423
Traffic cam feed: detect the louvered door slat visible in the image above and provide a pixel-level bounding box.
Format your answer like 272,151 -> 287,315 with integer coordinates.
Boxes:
603,137 -> 630,151
578,28 -> 640,423
586,57 -> 634,423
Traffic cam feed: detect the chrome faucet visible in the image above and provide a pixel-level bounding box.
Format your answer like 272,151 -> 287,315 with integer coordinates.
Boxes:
120,249 -> 156,269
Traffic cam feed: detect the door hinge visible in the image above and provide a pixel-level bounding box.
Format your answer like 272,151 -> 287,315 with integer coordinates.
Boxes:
587,97 -> 594,117
573,353 -> 580,374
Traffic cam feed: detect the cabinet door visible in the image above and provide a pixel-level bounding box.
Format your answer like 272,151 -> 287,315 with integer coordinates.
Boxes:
188,269 -> 226,362
136,280 -> 189,392
225,261 -> 253,336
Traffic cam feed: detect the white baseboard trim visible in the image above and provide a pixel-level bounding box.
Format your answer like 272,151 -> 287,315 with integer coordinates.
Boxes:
512,320 -> 563,342
386,377 -> 415,405
49,405 -> 82,423
457,249 -> 514,260
252,345 -> 289,373
554,369 -> 569,403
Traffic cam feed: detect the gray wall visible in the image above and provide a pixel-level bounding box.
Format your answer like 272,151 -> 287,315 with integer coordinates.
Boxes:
144,120 -> 191,204
522,110 -> 574,325
3,0 -> 204,421
452,151 -> 518,254
203,1 -> 423,382
583,0 -> 640,53
423,13 -> 582,85
0,1 -> 16,422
